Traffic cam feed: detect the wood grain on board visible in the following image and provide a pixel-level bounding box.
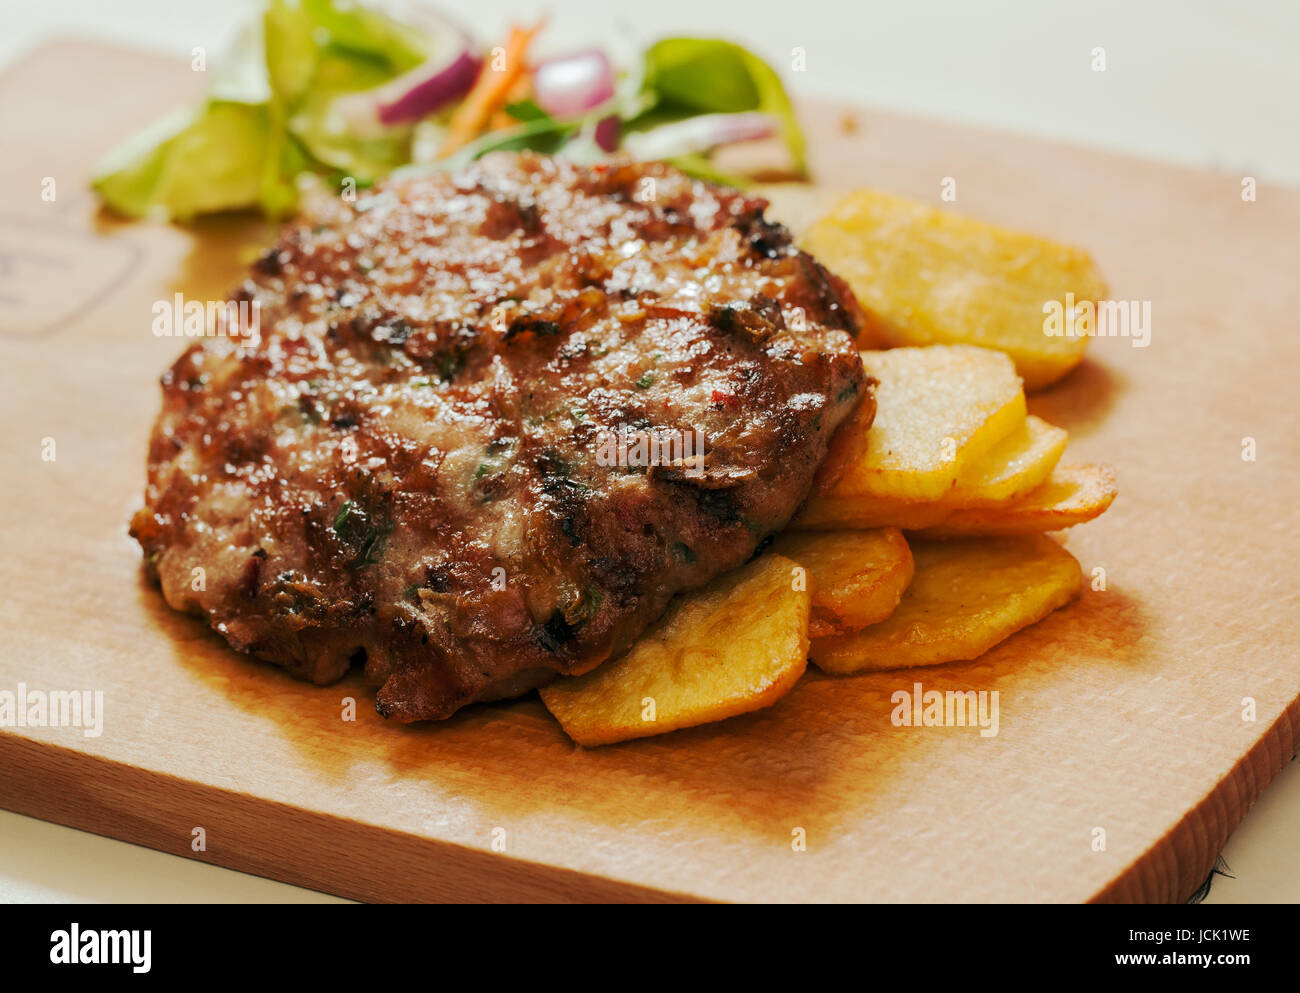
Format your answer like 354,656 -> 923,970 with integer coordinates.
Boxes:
0,39 -> 1297,903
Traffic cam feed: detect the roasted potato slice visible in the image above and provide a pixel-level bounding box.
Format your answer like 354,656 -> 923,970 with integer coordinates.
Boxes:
795,495 -> 951,531
811,535 -> 1082,674
768,528 -> 914,636
798,413 -> 1066,530
540,554 -> 810,746
915,464 -> 1117,536
799,462 -> 1115,535
815,346 -> 1026,503
801,190 -> 1109,389
946,415 -> 1068,506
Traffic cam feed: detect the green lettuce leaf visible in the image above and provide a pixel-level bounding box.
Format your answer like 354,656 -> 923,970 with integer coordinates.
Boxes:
301,0 -> 430,70
289,51 -> 414,181
264,0 -> 321,103
92,102 -> 273,221
442,114 -> 577,169
92,0 -> 431,220
90,109 -> 194,219
664,153 -> 751,189
639,37 -> 806,175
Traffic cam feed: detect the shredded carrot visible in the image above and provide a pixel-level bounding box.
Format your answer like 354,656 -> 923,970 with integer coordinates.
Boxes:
440,21 -> 543,159
488,71 -> 534,133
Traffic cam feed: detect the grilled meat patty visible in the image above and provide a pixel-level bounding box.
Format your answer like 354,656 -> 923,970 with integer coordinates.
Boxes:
131,153 -> 869,721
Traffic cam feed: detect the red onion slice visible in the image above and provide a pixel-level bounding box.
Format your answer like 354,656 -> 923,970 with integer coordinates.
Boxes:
374,49 -> 483,125
534,49 -> 615,119
594,114 -> 621,153
334,5 -> 482,133
623,111 -> 777,160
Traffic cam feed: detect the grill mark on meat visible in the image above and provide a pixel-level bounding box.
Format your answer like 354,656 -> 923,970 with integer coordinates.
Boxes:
130,153 -> 871,722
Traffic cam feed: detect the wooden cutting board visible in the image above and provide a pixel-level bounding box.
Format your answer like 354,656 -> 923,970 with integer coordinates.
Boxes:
1,39 -> 1297,903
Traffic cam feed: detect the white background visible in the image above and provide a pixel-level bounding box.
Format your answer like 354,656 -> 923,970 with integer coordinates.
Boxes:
1,0 -> 1297,902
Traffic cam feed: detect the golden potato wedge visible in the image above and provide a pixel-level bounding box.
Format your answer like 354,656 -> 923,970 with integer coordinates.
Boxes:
768,528 -> 914,636
811,535 -> 1082,674
795,495 -> 951,531
540,554 -> 809,746
947,415 -> 1068,506
801,190 -> 1109,389
797,413 -> 1066,530
914,464 -> 1117,536
799,462 -> 1115,535
815,345 -> 1026,503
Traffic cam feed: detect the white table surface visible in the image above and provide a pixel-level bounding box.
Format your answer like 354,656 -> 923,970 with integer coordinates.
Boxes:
2,0 -> 1297,903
